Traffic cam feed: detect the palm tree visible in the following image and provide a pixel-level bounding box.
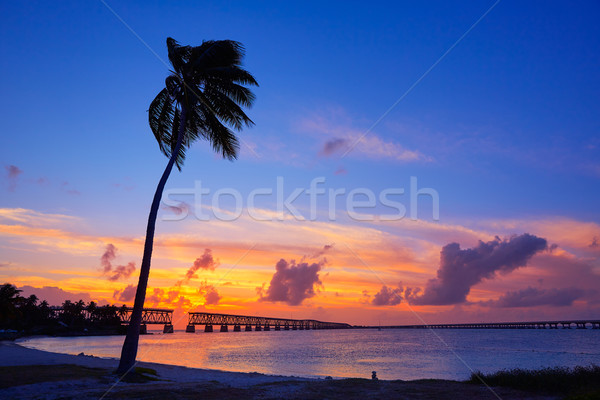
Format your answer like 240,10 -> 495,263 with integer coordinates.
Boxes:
0,283 -> 22,328
117,37 -> 257,374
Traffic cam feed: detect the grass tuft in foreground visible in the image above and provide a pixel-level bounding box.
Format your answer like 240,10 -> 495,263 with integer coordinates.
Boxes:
468,365 -> 600,398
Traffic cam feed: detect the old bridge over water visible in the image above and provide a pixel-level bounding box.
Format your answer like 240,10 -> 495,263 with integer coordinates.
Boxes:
50,307 -> 599,333
50,307 -> 350,333
359,319 -> 600,330
186,312 -> 352,332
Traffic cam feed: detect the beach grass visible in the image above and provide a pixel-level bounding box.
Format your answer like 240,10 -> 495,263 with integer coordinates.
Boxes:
468,365 -> 600,398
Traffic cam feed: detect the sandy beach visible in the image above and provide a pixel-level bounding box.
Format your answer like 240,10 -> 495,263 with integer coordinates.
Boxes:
0,341 -> 559,399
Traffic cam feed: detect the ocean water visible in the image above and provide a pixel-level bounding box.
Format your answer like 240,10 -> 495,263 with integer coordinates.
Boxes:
19,328 -> 600,381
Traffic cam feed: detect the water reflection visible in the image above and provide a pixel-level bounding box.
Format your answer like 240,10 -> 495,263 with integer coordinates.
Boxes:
19,329 -> 600,380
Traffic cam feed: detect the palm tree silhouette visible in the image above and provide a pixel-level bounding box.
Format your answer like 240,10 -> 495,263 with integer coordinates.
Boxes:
117,37 -> 257,374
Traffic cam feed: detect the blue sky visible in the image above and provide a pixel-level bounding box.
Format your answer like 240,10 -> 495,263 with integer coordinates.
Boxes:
1,1 -> 599,323
2,1 -> 598,224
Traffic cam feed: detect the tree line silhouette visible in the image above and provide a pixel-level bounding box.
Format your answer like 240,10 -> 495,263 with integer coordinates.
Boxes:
0,283 -> 127,335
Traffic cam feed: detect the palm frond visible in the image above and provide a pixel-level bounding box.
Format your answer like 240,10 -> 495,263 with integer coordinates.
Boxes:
149,88 -> 175,155
192,40 -> 245,71
169,108 -> 187,170
204,78 -> 256,108
201,87 -> 254,130
203,67 -> 259,86
166,37 -> 191,74
151,37 -> 257,166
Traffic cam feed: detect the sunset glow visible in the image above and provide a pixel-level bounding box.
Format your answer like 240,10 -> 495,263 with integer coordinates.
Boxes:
2,1 -> 599,329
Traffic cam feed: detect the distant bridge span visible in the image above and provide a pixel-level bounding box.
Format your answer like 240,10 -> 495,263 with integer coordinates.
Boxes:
358,319 -> 600,330
118,307 -> 174,333
50,306 -> 174,333
187,312 -> 352,332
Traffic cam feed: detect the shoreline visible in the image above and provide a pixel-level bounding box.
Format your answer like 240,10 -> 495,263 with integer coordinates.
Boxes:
1,341 -> 307,386
0,341 -> 564,399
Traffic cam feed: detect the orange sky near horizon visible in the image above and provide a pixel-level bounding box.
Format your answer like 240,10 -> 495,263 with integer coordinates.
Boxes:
1,207 -> 599,328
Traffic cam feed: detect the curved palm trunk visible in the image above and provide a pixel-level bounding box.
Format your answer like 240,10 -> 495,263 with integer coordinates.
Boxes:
117,107 -> 187,374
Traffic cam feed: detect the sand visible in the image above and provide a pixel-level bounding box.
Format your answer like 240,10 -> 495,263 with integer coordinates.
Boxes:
0,341 -> 556,399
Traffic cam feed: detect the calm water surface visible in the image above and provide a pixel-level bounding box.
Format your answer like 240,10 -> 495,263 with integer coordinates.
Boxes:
19,329 -> 600,380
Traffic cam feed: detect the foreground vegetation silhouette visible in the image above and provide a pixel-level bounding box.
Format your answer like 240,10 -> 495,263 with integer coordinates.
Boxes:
469,365 -> 600,397
0,283 -> 125,335
117,37 -> 257,374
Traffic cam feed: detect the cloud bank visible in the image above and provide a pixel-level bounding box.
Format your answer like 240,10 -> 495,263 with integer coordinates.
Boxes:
406,234 -> 548,305
145,287 -> 192,309
175,249 -> 219,287
100,244 -> 136,282
186,249 -> 218,279
482,286 -> 584,308
113,284 -> 137,302
258,258 -> 323,305
372,285 -> 403,306
18,285 -> 92,306
198,281 -> 221,305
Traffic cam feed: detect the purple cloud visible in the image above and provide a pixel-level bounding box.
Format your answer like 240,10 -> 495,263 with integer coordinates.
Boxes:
320,138 -> 349,156
483,286 -> 584,308
162,201 -> 189,216
199,281 -> 221,305
372,285 -> 403,306
113,284 -> 137,302
259,258 -> 323,305
178,249 -> 219,285
100,244 -> 136,282
146,287 -> 192,309
100,244 -> 117,273
19,285 -> 92,306
406,234 -> 548,305
146,288 -> 165,305
5,165 -> 23,191
310,244 -> 334,259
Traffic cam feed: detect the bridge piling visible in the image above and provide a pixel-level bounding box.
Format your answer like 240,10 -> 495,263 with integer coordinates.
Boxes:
233,324 -> 241,332
163,324 -> 174,333
204,325 -> 213,332
186,324 -> 195,333
220,325 -> 228,332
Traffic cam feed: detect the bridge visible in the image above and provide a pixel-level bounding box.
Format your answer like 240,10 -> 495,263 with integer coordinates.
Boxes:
186,312 -> 352,332
118,307 -> 174,334
50,306 -> 174,334
360,319 -> 600,330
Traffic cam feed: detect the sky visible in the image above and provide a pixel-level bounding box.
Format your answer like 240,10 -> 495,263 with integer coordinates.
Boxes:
1,0 -> 599,327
